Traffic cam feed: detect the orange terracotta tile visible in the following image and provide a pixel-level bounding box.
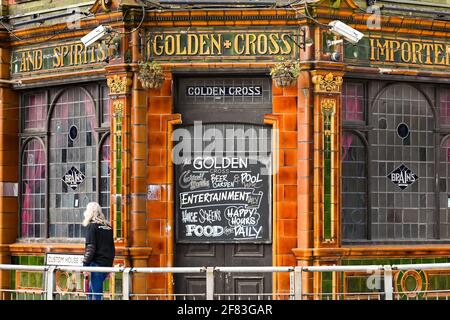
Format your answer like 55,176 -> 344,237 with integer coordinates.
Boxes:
149,132 -> 167,149
282,114 -> 297,131
280,131 -> 297,149
148,166 -> 166,184
278,167 -> 297,185
283,185 -> 297,201
283,83 -> 299,96
273,96 -> 297,114
284,149 -> 297,166
149,96 -> 173,114
148,115 -> 162,131
278,202 -> 297,219
147,201 -> 167,219
131,177 -> 147,194
149,149 -> 162,166
282,219 -> 297,237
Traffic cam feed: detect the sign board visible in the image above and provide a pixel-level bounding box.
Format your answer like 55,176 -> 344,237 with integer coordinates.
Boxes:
387,164 -> 418,190
11,40 -> 117,77
46,253 -> 84,266
175,156 -> 271,243
144,28 -> 298,61
62,166 -> 86,191
186,85 -> 262,97
345,35 -> 450,70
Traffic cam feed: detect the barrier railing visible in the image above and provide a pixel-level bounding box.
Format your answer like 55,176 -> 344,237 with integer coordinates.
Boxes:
1,263 -> 450,300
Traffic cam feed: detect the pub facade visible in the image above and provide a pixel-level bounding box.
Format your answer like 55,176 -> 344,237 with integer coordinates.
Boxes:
0,0 -> 450,299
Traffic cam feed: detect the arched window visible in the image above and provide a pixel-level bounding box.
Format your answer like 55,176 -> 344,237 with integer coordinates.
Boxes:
100,134 -> 111,220
342,81 -> 450,242
21,138 -> 46,238
19,84 -> 110,240
48,88 -> 97,238
342,132 -> 367,241
439,137 -> 450,239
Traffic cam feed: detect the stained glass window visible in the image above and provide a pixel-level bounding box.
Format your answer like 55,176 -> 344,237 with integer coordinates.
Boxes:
100,134 -> 111,220
342,82 -> 364,122
21,139 -> 46,238
20,84 -> 110,240
23,93 -> 46,130
439,88 -> 450,126
342,132 -> 367,240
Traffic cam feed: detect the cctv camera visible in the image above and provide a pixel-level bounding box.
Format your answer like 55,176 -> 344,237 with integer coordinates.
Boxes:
81,25 -> 112,47
328,20 -> 364,44
331,52 -> 341,62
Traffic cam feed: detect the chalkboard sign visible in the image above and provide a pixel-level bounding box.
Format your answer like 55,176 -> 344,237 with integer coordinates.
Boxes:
175,156 -> 272,243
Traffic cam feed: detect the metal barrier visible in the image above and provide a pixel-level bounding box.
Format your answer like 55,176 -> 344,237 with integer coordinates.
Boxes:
1,263 -> 450,300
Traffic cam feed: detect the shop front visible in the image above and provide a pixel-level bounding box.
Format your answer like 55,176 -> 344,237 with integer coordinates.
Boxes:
1,0 -> 450,299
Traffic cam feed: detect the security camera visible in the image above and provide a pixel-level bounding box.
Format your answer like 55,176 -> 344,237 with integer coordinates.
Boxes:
81,25 -> 112,47
330,52 -> 341,62
328,20 -> 364,44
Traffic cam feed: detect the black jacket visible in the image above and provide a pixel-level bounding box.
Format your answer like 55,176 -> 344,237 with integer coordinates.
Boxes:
83,222 -> 115,267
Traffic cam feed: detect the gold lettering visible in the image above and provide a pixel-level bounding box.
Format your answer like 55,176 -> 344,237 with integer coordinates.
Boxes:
19,52 -> 27,72
69,44 -> 74,65
97,43 -> 106,62
257,34 -> 268,54
35,50 -> 43,70
434,44 -> 445,65
26,51 -> 34,71
280,34 -> 292,55
90,46 -> 96,63
401,42 -> 411,63
245,34 -> 257,55
175,34 -> 187,55
375,39 -> 389,61
234,34 -> 245,55
390,41 -> 400,62
53,47 -> 61,68
370,38 -> 377,61
60,46 -> 70,67
165,35 -> 175,55
83,44 -> 88,64
422,43 -> 433,64
446,44 -> 450,65
199,34 -> 211,55
210,34 -> 222,55
412,42 -> 423,64
153,34 -> 164,56
187,34 -> 199,55
268,34 -> 280,55
73,44 -> 83,65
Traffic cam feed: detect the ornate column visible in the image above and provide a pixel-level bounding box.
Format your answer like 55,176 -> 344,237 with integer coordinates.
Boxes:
106,73 -> 132,245
311,72 -> 343,247
311,71 -> 344,299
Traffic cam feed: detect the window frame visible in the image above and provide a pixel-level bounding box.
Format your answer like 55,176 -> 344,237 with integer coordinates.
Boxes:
18,82 -> 110,241
342,79 -> 450,244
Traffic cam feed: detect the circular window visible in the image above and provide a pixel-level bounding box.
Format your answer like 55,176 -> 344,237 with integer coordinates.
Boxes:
69,125 -> 78,141
397,122 -> 410,139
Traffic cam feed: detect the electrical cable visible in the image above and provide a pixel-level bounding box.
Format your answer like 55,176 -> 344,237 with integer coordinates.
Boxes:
111,0 -> 146,35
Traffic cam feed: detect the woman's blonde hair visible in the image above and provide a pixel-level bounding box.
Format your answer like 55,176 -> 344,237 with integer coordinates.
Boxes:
82,202 -> 111,227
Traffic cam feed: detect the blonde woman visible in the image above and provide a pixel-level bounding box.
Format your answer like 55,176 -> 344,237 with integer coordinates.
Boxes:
82,202 -> 115,300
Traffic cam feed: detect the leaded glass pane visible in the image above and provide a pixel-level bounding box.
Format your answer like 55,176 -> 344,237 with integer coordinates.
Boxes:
23,92 -> 46,130
49,88 -> 97,238
439,138 -> 450,239
439,88 -> 450,126
21,139 -> 46,238
342,132 -> 367,240
372,84 -> 436,240
342,82 -> 364,122
100,135 -> 110,220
